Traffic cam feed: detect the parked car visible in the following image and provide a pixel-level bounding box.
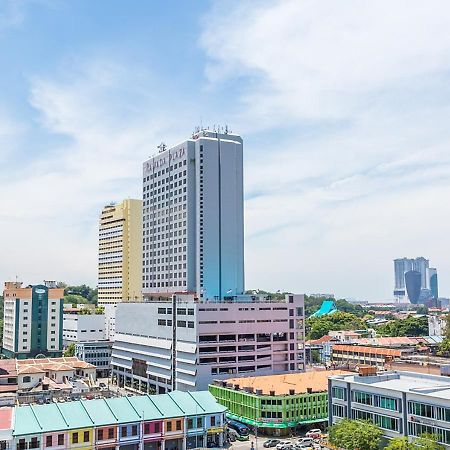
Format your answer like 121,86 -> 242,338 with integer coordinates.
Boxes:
305,429 -> 322,439
276,440 -> 292,449
264,439 -> 281,448
279,444 -> 295,450
296,438 -> 315,448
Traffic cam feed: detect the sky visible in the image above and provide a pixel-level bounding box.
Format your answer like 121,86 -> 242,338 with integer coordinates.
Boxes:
1,0 -> 450,301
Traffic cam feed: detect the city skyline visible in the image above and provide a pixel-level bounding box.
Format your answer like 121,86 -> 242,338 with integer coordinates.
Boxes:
1,1 -> 450,301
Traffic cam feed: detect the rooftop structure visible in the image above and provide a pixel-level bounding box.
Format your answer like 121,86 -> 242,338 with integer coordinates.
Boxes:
310,299 -> 337,318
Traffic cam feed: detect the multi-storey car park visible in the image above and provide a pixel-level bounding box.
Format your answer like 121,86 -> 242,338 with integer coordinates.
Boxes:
111,294 -> 305,394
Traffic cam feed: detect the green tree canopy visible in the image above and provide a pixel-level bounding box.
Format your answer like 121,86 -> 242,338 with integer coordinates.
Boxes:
307,311 -> 367,340
376,316 -> 428,337
328,419 -> 382,450
64,343 -> 76,357
63,284 -> 97,305
386,434 -> 444,450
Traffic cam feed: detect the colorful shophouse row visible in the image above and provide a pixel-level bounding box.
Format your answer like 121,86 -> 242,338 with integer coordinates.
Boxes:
0,390 -> 226,449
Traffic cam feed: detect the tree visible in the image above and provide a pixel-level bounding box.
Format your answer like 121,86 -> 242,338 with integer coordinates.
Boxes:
385,434 -> 444,450
307,312 -> 367,340
376,316 -> 428,337
64,343 -> 76,357
328,419 -> 382,450
385,437 -> 410,450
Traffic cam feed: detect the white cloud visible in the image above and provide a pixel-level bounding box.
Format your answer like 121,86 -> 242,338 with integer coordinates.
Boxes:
0,61 -> 189,287
201,0 -> 450,300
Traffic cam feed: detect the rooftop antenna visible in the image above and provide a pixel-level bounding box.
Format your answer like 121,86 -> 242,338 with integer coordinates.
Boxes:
158,142 -> 166,153
225,124 -> 228,134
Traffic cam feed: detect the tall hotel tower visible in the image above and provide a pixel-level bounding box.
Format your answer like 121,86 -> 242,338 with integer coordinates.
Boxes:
98,199 -> 143,305
142,129 -> 244,299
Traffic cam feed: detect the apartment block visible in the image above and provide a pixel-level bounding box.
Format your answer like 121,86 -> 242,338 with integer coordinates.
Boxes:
2,282 -> 64,359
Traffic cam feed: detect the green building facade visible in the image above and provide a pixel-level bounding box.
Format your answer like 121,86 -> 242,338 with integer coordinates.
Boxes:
209,383 -> 329,436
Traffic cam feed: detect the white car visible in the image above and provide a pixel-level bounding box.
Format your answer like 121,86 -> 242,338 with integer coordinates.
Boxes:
276,440 -> 292,449
305,429 -> 322,439
296,438 -> 315,448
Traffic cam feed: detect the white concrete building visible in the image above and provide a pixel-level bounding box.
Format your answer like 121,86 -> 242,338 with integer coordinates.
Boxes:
111,294 -> 305,394
329,370 -> 450,447
429,315 -> 447,337
62,313 -> 105,345
75,340 -> 112,377
142,129 -> 244,300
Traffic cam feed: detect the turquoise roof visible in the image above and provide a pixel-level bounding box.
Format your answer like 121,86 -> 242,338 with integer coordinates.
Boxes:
13,391 -> 226,437
310,299 -> 338,318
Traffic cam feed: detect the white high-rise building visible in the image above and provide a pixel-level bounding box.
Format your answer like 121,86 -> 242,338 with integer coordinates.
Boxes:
142,129 -> 244,300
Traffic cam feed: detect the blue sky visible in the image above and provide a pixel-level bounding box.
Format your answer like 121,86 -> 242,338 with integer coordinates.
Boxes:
1,0 -> 450,301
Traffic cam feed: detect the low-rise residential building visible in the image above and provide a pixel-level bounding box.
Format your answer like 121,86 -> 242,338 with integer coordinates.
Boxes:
111,294 -> 306,394
329,369 -> 450,447
0,357 -> 96,403
209,370 -> 349,436
75,340 -> 113,377
2,281 -> 64,359
63,313 -> 106,345
0,390 -> 226,450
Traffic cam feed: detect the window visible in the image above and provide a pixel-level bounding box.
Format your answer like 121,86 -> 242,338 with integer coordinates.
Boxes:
352,390 -> 373,405
97,429 -> 103,441
376,395 -> 398,411
176,420 -> 182,431
23,376 -> 31,383
408,401 -> 434,418
154,423 -> 160,433
131,425 -> 138,436
46,436 -> 52,447
197,417 -> 202,428
72,433 -> 78,444
331,386 -> 346,400
108,428 -> 114,439
57,434 -> 64,446
144,423 -> 150,434
211,416 -> 216,427
122,426 -> 128,437
332,404 -> 346,418
83,431 -> 89,442
187,418 -> 193,429
167,422 -> 172,432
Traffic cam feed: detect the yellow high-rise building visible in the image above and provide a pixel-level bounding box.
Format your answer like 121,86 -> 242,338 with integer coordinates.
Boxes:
98,199 -> 143,305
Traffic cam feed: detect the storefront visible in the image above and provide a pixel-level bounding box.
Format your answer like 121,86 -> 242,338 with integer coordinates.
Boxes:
207,427 -> 224,447
186,434 -> 204,449
143,440 -> 162,450
164,438 -> 184,450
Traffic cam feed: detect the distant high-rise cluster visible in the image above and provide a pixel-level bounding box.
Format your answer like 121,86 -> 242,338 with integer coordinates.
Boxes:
393,257 -> 438,303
